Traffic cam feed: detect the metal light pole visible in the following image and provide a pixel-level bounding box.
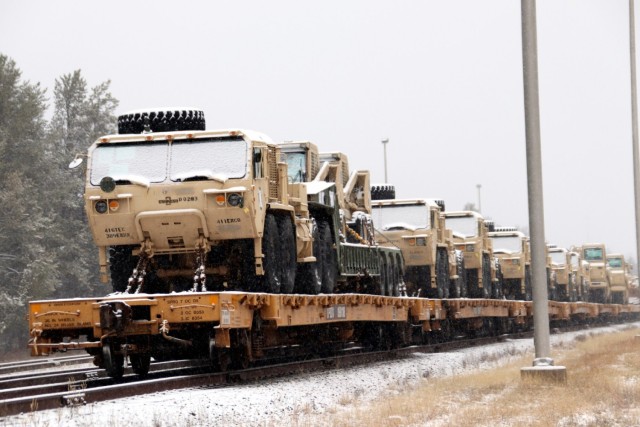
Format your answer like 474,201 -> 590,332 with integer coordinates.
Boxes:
629,0 -> 640,277
520,0 -> 566,383
382,138 -> 389,183
476,184 -> 482,213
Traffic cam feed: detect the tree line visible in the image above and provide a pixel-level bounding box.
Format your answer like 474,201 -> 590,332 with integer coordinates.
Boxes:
0,54 -> 118,355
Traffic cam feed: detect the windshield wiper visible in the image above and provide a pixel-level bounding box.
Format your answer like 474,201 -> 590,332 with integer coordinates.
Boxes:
172,170 -> 227,183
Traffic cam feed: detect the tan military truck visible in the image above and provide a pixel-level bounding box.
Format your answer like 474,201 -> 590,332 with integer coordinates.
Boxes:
443,211 -> 498,299
71,108 -> 320,295
371,198 -> 466,299
489,228 -> 531,301
607,253 -> 631,304
280,142 -> 404,296
577,243 -> 611,303
547,246 -> 579,302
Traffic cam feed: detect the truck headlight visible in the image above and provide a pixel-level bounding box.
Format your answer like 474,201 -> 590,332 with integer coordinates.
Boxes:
227,193 -> 243,207
94,200 -> 108,214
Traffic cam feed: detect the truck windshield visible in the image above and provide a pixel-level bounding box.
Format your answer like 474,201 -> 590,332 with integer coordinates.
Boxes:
583,247 -> 603,261
90,142 -> 168,185
491,236 -> 522,254
446,216 -> 477,238
285,152 -> 307,183
372,204 -> 429,230
608,258 -> 623,268
170,138 -> 247,181
549,251 -> 566,265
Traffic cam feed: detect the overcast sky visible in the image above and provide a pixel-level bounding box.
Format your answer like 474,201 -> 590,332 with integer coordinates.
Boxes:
2,1 -> 638,263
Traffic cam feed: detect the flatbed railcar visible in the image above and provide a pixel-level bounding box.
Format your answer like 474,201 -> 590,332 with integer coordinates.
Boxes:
27,291 -> 640,378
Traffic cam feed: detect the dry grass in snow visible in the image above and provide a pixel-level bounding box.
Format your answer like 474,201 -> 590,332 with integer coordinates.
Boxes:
294,326 -> 640,427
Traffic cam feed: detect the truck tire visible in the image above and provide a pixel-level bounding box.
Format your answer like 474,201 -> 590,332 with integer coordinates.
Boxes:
277,216 -> 296,294
436,248 -> 449,299
317,220 -> 337,293
295,224 -> 322,294
109,246 -> 136,293
378,253 -> 389,296
492,259 -> 503,299
524,266 -> 533,301
450,252 -> 466,298
117,108 -> 205,134
261,214 -> 282,293
482,255 -> 492,299
370,184 -> 396,200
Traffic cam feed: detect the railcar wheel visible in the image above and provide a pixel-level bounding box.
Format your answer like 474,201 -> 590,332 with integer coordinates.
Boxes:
130,354 -> 151,376
318,220 -> 337,294
262,214 -> 281,293
277,216 -> 297,294
102,342 -> 124,379
210,338 -> 231,372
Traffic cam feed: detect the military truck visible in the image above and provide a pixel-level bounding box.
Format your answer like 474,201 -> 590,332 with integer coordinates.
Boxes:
70,108 -> 315,294
547,246 -> 579,302
371,198 -> 466,299
607,253 -> 631,304
280,142 -> 404,296
443,211 -> 498,299
489,228 -> 531,301
577,243 -> 611,303
72,109 -> 402,296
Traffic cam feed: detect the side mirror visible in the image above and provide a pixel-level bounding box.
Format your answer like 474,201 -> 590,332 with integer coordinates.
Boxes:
253,148 -> 262,163
69,156 -> 84,169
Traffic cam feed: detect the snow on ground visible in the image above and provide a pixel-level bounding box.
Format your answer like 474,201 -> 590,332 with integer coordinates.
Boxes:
4,322 -> 638,427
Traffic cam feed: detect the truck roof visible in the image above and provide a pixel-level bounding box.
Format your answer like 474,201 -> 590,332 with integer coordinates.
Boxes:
443,210 -> 484,220
93,129 -> 273,145
371,198 -> 441,209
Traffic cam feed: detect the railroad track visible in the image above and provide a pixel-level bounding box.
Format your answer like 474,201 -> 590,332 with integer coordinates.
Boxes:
0,327 -> 544,417
0,318 -> 626,418
0,355 -> 93,377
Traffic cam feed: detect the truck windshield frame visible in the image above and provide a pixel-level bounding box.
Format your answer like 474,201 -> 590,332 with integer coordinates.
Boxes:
90,141 -> 168,185
446,216 -> 477,238
491,235 -> 522,254
284,152 -> 307,183
373,203 -> 430,230
170,137 -> 247,182
549,251 -> 567,265
608,257 -> 623,268
90,137 -> 248,186
583,247 -> 604,261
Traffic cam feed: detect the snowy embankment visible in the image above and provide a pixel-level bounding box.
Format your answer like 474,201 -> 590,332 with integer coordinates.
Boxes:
6,322 -> 638,427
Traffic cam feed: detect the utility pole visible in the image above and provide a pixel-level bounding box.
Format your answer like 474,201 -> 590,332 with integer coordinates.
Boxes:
520,0 -> 566,383
629,0 -> 640,280
476,184 -> 482,213
382,138 -> 389,183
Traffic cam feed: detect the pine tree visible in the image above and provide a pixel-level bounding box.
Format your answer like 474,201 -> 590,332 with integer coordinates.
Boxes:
46,70 -> 119,299
0,54 -> 53,351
